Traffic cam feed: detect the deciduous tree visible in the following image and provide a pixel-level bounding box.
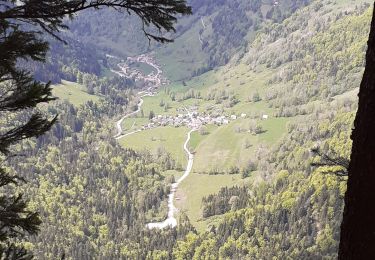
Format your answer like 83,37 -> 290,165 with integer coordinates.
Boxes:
0,0 -> 191,257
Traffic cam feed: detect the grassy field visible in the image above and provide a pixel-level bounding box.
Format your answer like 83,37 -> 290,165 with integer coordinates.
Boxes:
258,117 -> 290,143
162,62 -> 291,173
162,170 -> 184,181
175,172 -> 251,232
189,125 -> 217,152
190,116 -> 289,173
120,117 -> 150,133
52,80 -> 101,106
118,126 -> 189,167
156,20 -> 208,81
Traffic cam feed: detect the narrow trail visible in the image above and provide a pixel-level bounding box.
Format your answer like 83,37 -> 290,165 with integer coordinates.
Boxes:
147,128 -> 196,229
199,34 -> 203,45
199,17 -> 206,45
201,17 -> 206,29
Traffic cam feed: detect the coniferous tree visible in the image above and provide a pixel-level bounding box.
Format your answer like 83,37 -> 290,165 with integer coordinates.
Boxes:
0,0 -> 191,258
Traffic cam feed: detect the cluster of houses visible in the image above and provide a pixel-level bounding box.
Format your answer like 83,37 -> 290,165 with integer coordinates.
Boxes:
128,55 -> 169,86
140,111 -> 256,131
111,54 -> 168,89
112,54 -> 271,133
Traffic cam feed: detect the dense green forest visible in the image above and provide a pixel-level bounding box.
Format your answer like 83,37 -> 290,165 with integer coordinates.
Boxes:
21,36 -> 105,84
13,100 -> 195,258
4,0 -> 372,258
9,77 -> 195,258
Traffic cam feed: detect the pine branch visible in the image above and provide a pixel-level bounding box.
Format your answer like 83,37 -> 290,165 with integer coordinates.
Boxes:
0,113 -> 57,155
0,24 -> 49,69
0,72 -> 56,112
0,0 -> 192,43
0,242 -> 32,260
0,170 -> 41,250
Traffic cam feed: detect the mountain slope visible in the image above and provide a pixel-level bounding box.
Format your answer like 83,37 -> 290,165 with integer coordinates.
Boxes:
169,1 -> 372,258
67,0 -> 312,81
8,0 -> 373,258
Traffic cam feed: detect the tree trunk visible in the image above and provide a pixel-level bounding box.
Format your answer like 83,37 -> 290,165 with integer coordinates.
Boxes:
339,5 -> 375,259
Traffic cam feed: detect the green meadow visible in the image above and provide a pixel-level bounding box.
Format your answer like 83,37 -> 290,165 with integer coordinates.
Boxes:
118,126 -> 190,167
175,172 -> 251,232
52,80 -> 101,106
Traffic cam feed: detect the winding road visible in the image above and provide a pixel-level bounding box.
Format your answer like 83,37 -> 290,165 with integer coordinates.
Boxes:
147,128 -> 196,229
111,54 -> 160,140
114,93 -> 153,140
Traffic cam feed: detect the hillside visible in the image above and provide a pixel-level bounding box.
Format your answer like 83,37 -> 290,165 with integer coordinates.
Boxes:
167,1 -> 371,258
6,0 -> 373,258
115,0 -> 371,231
67,0 -> 311,82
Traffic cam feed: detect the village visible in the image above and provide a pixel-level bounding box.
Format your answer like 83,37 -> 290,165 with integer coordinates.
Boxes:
111,54 -> 270,138
111,54 -> 169,91
140,109 -> 262,131
148,111 -> 236,129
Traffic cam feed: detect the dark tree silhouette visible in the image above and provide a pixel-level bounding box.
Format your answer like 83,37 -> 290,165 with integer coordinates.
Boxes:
0,0 -> 191,258
0,0 -> 191,42
339,4 -> 375,259
310,148 -> 349,177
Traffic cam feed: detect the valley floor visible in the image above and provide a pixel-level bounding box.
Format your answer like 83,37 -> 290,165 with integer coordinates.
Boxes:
114,55 -> 292,230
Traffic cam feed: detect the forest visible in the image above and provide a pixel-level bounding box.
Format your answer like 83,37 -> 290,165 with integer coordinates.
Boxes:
0,0 -> 372,259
